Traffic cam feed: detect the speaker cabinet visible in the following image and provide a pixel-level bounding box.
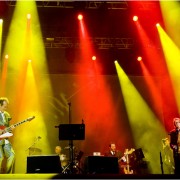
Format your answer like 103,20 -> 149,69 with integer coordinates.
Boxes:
84,156 -> 119,174
58,124 -> 85,140
26,155 -> 61,173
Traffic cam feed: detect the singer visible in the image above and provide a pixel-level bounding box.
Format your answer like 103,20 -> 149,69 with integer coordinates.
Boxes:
0,97 -> 15,174
169,117 -> 180,174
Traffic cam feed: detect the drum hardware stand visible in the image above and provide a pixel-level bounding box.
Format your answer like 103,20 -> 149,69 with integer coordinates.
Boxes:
62,146 -> 84,174
74,150 -> 84,174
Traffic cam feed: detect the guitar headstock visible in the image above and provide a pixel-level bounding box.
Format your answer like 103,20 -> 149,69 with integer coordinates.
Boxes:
27,116 -> 35,122
124,148 -> 135,155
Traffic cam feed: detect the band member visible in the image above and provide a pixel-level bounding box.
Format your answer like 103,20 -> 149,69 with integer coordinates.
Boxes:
55,145 -> 68,169
104,142 -> 123,159
0,97 -> 15,173
104,142 -> 125,173
162,137 -> 174,174
169,117 -> 180,174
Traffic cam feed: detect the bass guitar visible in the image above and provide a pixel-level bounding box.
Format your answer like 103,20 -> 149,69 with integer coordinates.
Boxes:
0,116 -> 35,139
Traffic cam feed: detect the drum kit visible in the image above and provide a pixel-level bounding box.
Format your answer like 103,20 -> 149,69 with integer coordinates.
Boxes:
59,147 -> 84,174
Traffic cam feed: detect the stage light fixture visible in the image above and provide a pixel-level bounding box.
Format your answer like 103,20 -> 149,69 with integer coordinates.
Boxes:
133,16 -> 138,22
5,54 -> 8,59
137,56 -> 142,61
27,13 -> 31,19
78,14 -> 83,20
156,23 -> 160,27
92,56 -> 96,61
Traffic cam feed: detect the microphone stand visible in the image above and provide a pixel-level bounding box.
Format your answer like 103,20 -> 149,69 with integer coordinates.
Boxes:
25,137 -> 41,155
160,151 -> 164,174
68,102 -> 74,174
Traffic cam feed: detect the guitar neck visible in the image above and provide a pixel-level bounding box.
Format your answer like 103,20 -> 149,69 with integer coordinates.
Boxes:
5,120 -> 27,131
6,116 -> 35,132
13,119 -> 28,127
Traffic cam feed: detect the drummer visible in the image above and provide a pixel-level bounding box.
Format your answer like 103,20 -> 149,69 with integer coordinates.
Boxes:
55,146 -> 68,169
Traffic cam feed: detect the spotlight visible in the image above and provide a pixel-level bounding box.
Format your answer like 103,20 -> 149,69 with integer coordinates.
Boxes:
114,60 -> 118,63
28,59 -> 32,63
27,14 -> 31,20
133,16 -> 138,22
92,56 -> 96,61
137,56 -> 142,61
156,23 -> 160,27
0,19 -> 3,24
5,54 -> 9,59
78,14 -> 83,20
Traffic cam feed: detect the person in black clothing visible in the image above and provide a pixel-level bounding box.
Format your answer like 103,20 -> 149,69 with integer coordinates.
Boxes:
104,142 -> 126,174
104,142 -> 123,160
169,117 -> 180,174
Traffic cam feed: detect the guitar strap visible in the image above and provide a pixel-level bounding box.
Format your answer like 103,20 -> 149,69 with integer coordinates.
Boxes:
0,113 -> 9,144
0,112 -> 6,124
0,115 -> 5,130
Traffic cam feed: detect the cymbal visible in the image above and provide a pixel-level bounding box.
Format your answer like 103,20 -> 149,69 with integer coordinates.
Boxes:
29,147 -> 42,152
64,146 -> 75,150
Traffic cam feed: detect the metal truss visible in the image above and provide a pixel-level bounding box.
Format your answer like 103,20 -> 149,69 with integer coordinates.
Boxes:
6,1 -> 129,10
6,1 -> 160,11
43,37 -> 134,49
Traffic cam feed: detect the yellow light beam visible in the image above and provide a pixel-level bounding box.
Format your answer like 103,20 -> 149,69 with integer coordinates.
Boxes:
115,61 -> 167,174
157,25 -> 180,112
2,1 -> 53,173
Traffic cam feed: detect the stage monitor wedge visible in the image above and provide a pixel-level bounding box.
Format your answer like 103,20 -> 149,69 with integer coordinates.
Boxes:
84,156 -> 119,174
26,155 -> 61,173
58,124 -> 85,140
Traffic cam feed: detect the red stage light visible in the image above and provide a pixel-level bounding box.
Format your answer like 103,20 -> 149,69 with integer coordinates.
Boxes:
137,56 -> 142,61
78,14 -> 83,20
92,56 -> 96,61
133,16 -> 138,22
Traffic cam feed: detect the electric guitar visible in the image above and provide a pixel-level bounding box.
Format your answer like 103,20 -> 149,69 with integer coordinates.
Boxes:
0,116 -> 35,139
123,148 -> 135,174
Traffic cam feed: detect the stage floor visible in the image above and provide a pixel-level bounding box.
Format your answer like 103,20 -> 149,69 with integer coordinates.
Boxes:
0,173 -> 180,179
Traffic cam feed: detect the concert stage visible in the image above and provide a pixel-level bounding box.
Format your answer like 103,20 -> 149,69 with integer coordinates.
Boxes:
0,174 -> 180,179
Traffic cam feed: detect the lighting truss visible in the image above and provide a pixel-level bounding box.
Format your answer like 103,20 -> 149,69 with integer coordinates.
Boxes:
6,1 -> 129,10
44,37 -> 134,49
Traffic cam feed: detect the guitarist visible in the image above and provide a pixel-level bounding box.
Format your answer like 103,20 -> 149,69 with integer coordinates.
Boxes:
0,97 -> 15,174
